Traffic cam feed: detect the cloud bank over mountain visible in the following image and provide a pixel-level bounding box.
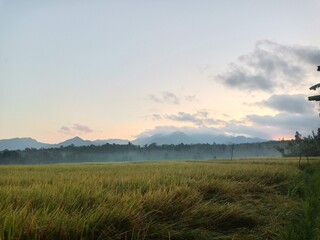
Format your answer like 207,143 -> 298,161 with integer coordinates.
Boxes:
144,41 -> 320,140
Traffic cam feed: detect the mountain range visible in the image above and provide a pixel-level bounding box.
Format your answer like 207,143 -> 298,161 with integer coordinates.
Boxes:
0,137 -> 130,151
0,132 -> 267,151
132,131 -> 265,146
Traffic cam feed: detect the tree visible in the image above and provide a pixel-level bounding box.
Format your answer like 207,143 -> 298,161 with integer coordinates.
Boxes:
230,144 -> 234,160
286,130 -> 320,167
294,131 -> 303,166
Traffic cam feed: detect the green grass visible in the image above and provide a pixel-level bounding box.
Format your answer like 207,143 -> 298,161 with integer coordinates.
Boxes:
0,158 -> 316,240
280,161 -> 320,240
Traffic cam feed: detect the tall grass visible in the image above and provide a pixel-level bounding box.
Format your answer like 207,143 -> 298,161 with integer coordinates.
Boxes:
280,162 -> 320,240
0,159 -> 308,239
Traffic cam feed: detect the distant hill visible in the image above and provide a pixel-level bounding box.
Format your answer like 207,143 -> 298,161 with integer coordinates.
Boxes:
0,132 -> 266,151
133,131 -> 195,146
56,137 -> 130,147
0,138 -> 51,151
56,136 -> 93,147
133,131 -> 266,146
92,139 -> 130,145
0,137 -> 130,151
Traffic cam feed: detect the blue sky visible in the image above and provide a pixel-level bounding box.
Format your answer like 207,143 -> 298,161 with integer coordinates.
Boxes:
1,0 -> 320,143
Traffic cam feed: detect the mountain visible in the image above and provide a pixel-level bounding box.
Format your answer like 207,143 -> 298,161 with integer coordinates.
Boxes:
0,137 -> 130,151
0,138 -> 52,151
0,132 -> 266,151
56,137 -> 130,147
92,139 -> 130,145
133,131 -> 195,146
133,131 -> 266,146
192,134 -> 265,144
56,136 -> 93,147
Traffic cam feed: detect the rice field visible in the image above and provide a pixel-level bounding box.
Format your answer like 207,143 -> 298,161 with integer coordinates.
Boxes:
0,158 -> 317,240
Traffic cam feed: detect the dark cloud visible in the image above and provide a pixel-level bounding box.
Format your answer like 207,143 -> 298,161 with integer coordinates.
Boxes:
218,40 -> 320,91
218,69 -> 273,90
282,43 -> 320,65
149,92 -> 180,104
259,94 -> 315,114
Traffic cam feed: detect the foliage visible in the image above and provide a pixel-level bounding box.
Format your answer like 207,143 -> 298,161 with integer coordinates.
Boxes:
280,162 -> 320,240
285,130 -> 320,158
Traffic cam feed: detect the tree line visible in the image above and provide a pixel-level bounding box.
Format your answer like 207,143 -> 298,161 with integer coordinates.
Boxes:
0,141 -> 283,164
284,129 -> 320,165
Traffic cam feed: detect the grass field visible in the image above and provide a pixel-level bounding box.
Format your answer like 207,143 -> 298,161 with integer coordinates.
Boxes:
0,158 -> 319,240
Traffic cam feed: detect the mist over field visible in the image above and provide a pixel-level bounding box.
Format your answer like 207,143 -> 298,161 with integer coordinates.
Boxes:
0,140 -> 285,165
0,132 -> 285,165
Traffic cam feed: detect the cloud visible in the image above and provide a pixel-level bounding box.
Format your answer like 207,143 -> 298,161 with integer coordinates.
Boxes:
58,126 -> 71,135
165,111 -> 224,127
149,93 -> 198,104
258,94 -> 315,114
223,123 -> 271,139
135,125 -> 224,138
135,123 -> 273,140
218,40 -> 320,91
139,108 -> 320,140
219,69 -> 273,90
167,112 -> 203,126
137,111 -> 320,140
58,123 -> 93,135
221,111 -> 320,138
72,124 -> 93,133
247,112 -> 320,137
185,95 -> 197,102
149,91 -> 180,104
149,95 -> 162,103
151,114 -> 162,120
163,92 -> 180,104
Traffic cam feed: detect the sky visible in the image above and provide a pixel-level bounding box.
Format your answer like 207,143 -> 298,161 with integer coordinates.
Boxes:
1,0 -> 320,143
